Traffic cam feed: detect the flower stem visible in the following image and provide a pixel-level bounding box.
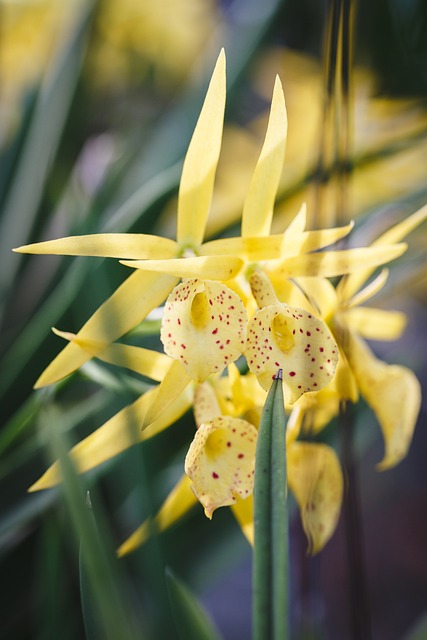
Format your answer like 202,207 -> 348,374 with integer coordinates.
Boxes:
341,402 -> 372,640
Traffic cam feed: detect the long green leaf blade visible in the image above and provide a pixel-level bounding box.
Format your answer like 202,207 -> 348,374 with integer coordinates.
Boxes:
166,568 -> 220,640
253,370 -> 289,640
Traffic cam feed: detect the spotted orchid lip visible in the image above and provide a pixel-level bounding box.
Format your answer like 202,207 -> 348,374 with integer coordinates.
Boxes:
245,303 -> 339,403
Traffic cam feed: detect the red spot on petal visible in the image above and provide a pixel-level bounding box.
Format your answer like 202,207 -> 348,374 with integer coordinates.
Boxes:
212,472 -> 219,479
212,328 -> 218,335
289,371 -> 296,377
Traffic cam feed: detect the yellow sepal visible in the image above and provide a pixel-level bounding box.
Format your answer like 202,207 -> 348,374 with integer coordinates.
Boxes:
288,442 -> 343,554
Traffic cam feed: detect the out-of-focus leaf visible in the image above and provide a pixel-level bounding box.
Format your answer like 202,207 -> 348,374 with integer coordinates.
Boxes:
166,568 -> 221,640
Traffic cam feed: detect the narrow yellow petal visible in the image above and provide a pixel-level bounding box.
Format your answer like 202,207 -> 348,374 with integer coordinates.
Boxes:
292,277 -> 338,319
373,203 -> 427,246
29,386 -> 193,491
161,279 -> 247,382
185,416 -> 257,518
281,204 -> 352,258
142,360 -> 192,428
117,475 -> 197,556
35,271 -> 178,388
193,382 -> 222,428
231,496 -> 254,545
288,442 -> 343,554
200,235 -> 283,260
270,244 -> 407,279
343,329 -> 421,469
284,202 -> 307,235
14,233 -> 178,259
338,204 -> 427,301
177,50 -> 226,247
53,329 -> 173,382
343,307 -> 407,341
242,76 -> 287,237
246,304 -> 338,403
120,255 -> 244,281
346,268 -> 389,308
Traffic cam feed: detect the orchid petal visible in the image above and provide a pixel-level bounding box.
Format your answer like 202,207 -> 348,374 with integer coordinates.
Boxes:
231,497 -> 254,545
269,244 -> 407,279
337,204 -> 427,301
161,279 -> 247,382
242,76 -> 287,237
142,360 -> 192,428
177,50 -> 226,247
117,475 -> 197,557
120,255 -> 244,281
52,329 -> 173,382
35,271 -> 178,388
249,270 -> 280,307
282,214 -> 353,258
14,233 -> 178,259
343,307 -> 407,341
29,385 -> 193,491
246,304 -> 338,403
346,268 -> 389,308
185,416 -> 257,518
200,235 -> 283,261
343,329 -> 421,469
288,442 -> 343,554
193,383 -> 222,428
292,277 -> 338,319
284,202 -> 307,235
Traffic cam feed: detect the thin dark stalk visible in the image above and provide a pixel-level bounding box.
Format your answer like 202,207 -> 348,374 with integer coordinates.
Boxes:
313,0 -> 341,228
340,402 -> 372,640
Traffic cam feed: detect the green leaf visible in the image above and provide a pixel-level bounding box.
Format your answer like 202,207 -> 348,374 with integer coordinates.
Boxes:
40,403 -> 141,640
166,568 -> 221,640
0,0 -> 96,301
252,370 -> 289,640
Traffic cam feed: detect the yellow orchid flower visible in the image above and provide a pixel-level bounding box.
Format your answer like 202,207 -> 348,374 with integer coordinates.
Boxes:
291,205 -> 426,467
119,375 -> 343,555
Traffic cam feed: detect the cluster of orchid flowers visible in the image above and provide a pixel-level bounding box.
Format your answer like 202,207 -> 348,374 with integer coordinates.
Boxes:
17,50 -> 425,555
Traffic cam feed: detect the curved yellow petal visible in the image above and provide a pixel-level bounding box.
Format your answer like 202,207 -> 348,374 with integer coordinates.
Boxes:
200,235 -> 283,260
270,244 -> 407,279
246,304 -> 338,403
338,204 -> 427,301
29,385 -> 192,491
281,209 -> 353,258
35,271 -> 178,388
142,360 -> 192,428
345,268 -> 389,308
293,277 -> 338,319
52,329 -> 173,382
14,233 -> 178,259
343,330 -> 421,469
177,50 -> 226,247
288,442 -> 343,554
193,382 -> 222,428
242,76 -> 287,237
185,416 -> 257,518
231,496 -> 254,545
284,202 -> 307,235
120,255 -> 244,281
117,475 -> 197,557
343,307 -> 407,341
161,279 -> 247,382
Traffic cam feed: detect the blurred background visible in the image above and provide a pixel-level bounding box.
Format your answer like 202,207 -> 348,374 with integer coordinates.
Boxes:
0,0 -> 426,638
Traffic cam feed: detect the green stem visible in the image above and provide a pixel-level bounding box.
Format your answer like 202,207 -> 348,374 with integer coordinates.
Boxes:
253,370 -> 289,640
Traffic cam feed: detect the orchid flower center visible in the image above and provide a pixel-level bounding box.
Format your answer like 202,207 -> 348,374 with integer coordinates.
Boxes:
190,290 -> 210,328
272,313 -> 295,353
